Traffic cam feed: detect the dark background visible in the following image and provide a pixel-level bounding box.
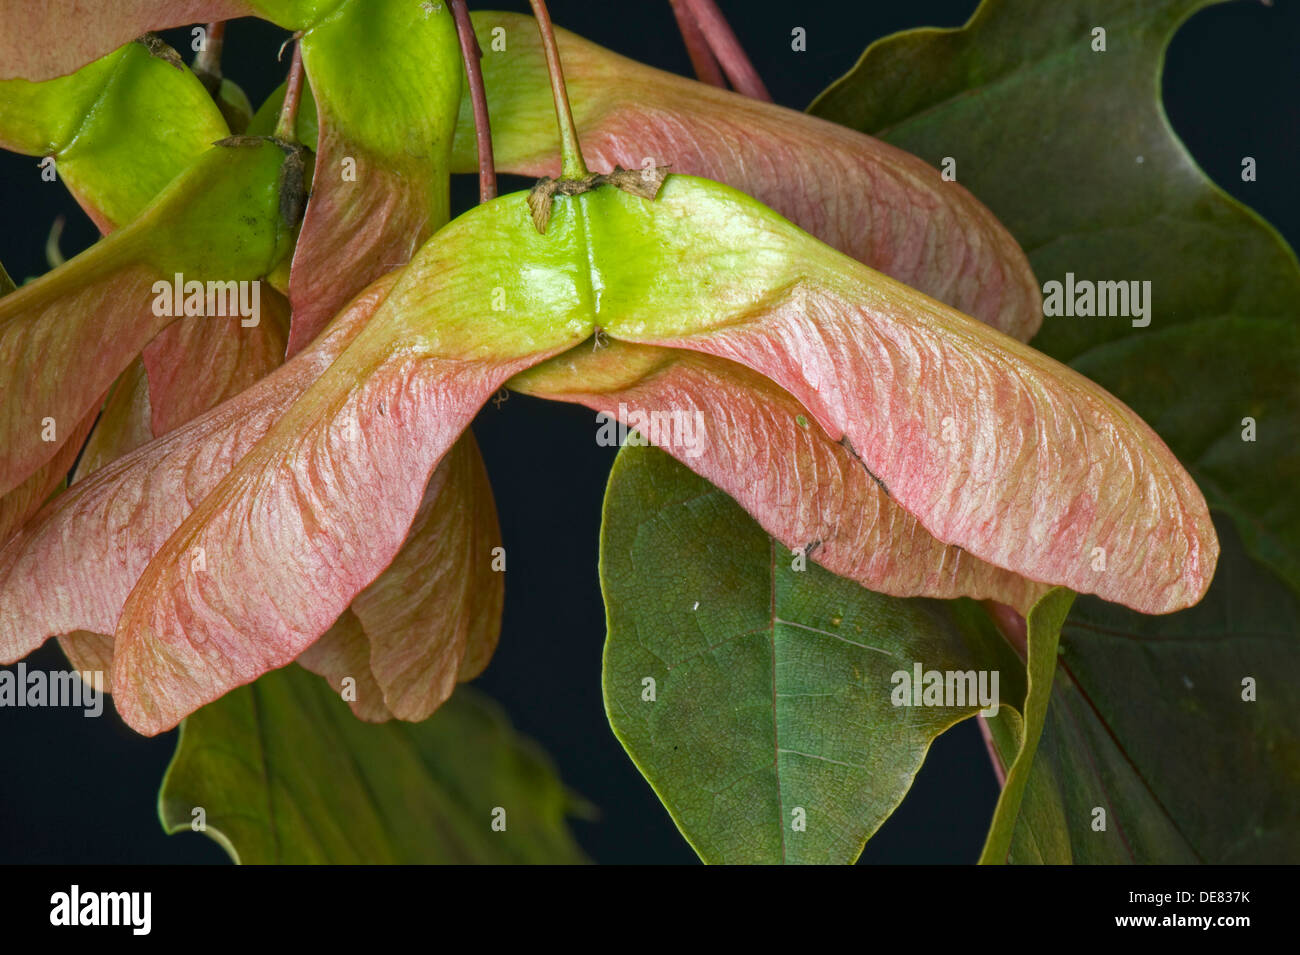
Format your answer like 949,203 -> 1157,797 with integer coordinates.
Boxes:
1,0 -> 1296,865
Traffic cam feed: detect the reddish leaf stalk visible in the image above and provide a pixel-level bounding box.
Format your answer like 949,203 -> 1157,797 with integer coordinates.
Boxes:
984,600 -> 1028,658
977,717 -> 1008,788
978,599 -> 1027,789
450,0 -> 497,202
527,0 -> 588,177
192,21 -> 225,95
668,0 -> 726,89
684,0 -> 771,101
274,41 -> 305,144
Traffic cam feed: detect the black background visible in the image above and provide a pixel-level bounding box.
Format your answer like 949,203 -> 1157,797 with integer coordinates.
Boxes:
0,0 -> 1296,865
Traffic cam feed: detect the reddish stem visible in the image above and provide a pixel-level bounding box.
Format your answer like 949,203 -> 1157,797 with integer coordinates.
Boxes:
450,0 -> 497,202
978,716 -> 1008,788
528,0 -> 587,177
684,0 -> 771,101
193,21 -> 226,94
275,42 -> 305,144
984,600 -> 1028,658
668,0 -> 726,88
978,599 -> 1028,789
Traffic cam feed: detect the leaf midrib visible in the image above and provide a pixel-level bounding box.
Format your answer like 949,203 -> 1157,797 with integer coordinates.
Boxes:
766,538 -> 786,864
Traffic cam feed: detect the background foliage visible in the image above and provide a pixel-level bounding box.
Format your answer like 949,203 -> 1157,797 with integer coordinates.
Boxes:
0,0 -> 1295,864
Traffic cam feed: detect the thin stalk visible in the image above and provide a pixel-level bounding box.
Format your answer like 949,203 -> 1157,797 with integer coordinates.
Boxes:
977,716 -> 1008,788
984,600 -> 1028,656
979,599 -> 1025,790
274,42 -> 305,144
192,21 -> 226,95
45,215 -> 66,270
684,0 -> 771,101
668,0 -> 726,88
451,0 -> 497,202
527,0 -> 587,178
